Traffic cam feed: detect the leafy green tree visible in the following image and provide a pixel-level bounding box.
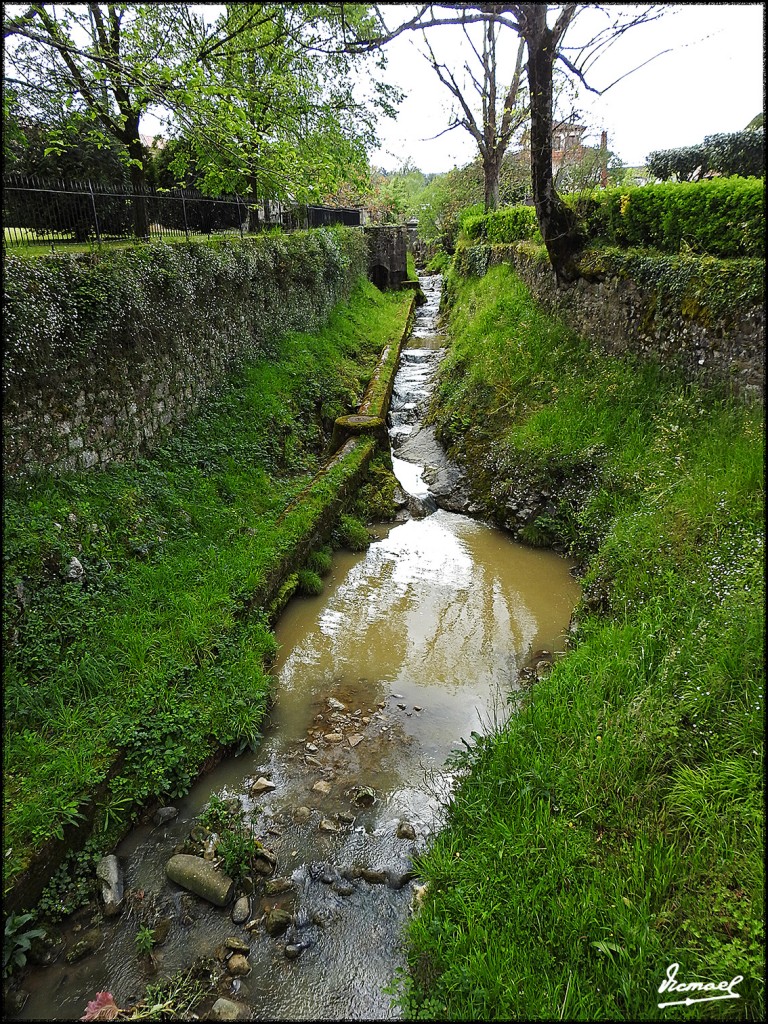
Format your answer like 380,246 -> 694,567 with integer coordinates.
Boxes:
4,4 -> 400,232
3,4 -> 196,235
161,3 -> 400,211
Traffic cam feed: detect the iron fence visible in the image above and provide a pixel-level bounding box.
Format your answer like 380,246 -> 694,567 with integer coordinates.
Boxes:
2,174 -> 363,250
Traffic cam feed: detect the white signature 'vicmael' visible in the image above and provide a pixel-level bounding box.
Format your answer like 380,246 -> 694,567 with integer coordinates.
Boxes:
658,962 -> 743,1008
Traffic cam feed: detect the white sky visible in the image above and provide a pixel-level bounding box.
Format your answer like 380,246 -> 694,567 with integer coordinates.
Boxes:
370,3 -> 765,173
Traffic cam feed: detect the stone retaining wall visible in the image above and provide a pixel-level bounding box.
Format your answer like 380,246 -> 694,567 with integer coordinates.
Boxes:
3,230 -> 368,479
464,244 -> 764,399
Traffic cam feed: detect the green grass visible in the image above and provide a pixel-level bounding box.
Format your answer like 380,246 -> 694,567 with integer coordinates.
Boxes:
3,224 -> 249,255
396,265 -> 764,1020
3,276 -> 412,896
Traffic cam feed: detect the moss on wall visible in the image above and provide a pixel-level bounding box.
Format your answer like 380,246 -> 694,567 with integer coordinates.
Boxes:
4,228 -> 368,477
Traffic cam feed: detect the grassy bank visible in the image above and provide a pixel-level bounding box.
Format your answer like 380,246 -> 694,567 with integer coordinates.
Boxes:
397,266 -> 764,1020
3,277 -> 412,906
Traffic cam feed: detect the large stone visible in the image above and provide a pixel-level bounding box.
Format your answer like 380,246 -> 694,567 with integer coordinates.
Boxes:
265,908 -> 292,937
210,997 -> 248,1021
96,855 -> 124,916
226,953 -> 251,977
231,895 -> 250,924
153,806 -> 179,827
165,854 -> 234,907
250,776 -> 276,795
65,928 -> 102,963
397,820 -> 417,841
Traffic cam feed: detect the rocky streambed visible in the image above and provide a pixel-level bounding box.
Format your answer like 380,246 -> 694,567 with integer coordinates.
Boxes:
11,274 -> 580,1022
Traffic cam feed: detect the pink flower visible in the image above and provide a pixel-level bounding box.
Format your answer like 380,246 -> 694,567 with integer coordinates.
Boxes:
80,991 -> 123,1021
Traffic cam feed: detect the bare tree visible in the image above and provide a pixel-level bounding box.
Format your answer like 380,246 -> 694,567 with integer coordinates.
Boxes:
421,14 -> 526,211
331,2 -> 671,282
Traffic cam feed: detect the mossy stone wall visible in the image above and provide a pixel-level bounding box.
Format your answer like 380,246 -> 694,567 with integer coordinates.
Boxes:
3,228 -> 368,478
454,242 -> 764,399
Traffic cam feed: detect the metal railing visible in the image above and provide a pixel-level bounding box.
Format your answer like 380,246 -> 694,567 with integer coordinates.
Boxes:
2,174 -> 363,250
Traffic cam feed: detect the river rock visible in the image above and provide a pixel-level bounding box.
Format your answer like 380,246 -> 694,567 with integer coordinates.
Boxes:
153,806 -> 179,827
293,805 -> 312,823
65,928 -> 102,963
211,997 -> 248,1020
327,698 -> 346,711
312,780 -> 331,795
224,936 -> 251,953
265,877 -> 295,896
353,786 -> 376,807
96,854 -> 124,916
65,556 -> 85,582
189,823 -> 210,844
386,868 -> 418,890
397,820 -> 417,840
226,953 -> 251,977
319,818 -> 339,833
347,734 -> 364,747
265,908 -> 292,936
250,776 -> 276,795
231,895 -> 250,924
166,854 -> 235,906
360,868 -> 387,885
152,917 -> 172,945
324,732 -> 343,743
26,930 -> 65,967
253,845 -> 277,876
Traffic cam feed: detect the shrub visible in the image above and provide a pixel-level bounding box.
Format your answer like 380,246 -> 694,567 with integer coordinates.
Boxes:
647,128 -> 764,181
306,548 -> 333,576
461,205 -> 539,244
704,129 -> 765,177
568,178 -> 764,258
425,246 -> 452,273
335,514 -> 370,551
297,569 -> 324,596
646,144 -> 710,182
4,913 -> 46,978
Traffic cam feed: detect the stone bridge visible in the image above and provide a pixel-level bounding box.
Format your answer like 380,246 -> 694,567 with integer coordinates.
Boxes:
364,225 -> 409,290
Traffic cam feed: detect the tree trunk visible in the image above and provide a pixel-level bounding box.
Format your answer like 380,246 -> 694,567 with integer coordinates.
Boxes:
483,153 -> 501,212
525,17 -> 581,283
125,126 -> 149,239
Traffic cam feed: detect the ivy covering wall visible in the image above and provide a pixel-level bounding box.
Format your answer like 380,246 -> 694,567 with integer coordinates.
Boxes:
4,228 -> 368,477
452,241 -> 764,398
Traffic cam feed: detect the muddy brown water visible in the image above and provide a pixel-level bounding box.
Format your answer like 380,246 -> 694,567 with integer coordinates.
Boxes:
15,274 -> 580,1021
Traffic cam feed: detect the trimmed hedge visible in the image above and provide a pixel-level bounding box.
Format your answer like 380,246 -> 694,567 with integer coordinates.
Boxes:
647,128 -> 765,180
459,178 -> 764,259
462,205 -> 540,244
568,177 -> 764,258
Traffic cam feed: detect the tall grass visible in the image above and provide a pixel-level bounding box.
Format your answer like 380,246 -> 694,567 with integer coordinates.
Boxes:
398,265 -> 764,1020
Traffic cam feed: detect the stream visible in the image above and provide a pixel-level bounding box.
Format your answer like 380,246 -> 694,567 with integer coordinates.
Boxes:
15,273 -> 580,1021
